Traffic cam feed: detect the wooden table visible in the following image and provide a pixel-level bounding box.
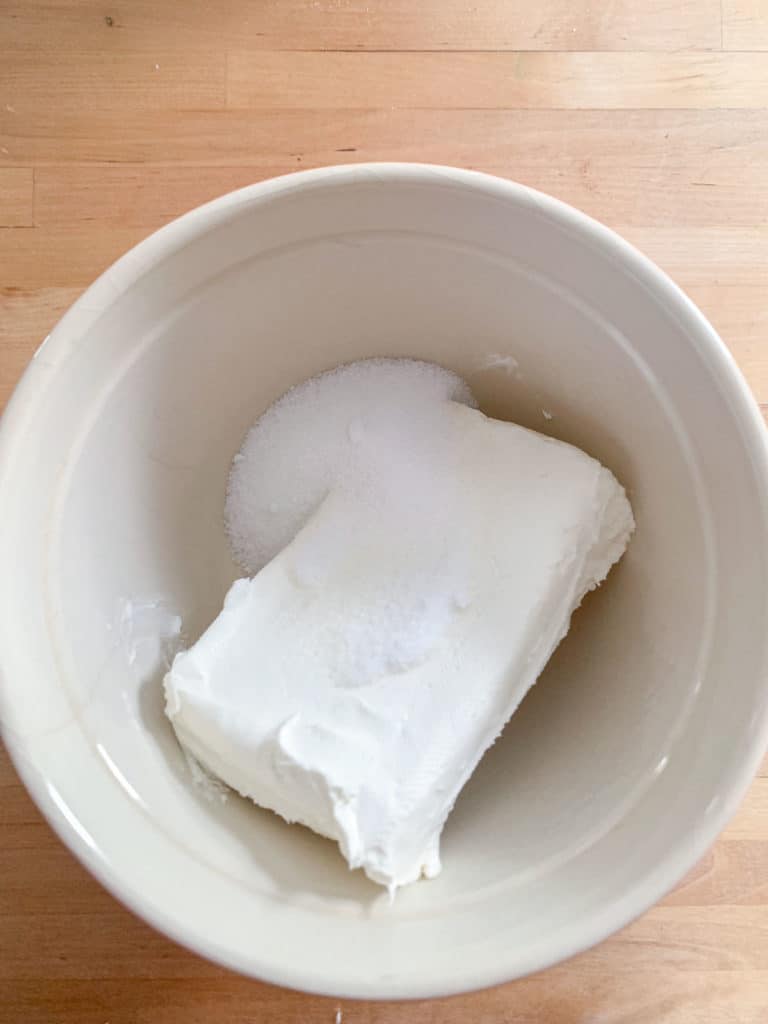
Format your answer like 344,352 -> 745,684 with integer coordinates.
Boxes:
2,2 -> 768,1020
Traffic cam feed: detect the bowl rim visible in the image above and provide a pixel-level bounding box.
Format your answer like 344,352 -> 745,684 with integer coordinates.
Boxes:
3,162 -> 768,1000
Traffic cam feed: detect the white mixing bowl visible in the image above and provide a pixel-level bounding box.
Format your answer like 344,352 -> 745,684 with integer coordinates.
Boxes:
2,164 -> 768,999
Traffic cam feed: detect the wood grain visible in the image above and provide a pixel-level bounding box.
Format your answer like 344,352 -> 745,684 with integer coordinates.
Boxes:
2,0 -> 768,1020
0,0 -> 724,53
0,167 -> 33,227
4,51 -> 226,115
723,0 -> 768,49
227,51 -> 768,110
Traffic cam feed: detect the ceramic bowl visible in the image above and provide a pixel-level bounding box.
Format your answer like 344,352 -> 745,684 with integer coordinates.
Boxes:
2,165 -> 768,999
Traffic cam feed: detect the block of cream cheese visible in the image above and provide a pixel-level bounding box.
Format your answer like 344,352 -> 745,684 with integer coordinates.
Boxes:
164,360 -> 634,892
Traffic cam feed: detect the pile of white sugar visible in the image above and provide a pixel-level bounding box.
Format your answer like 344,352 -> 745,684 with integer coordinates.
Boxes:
226,358 -> 477,573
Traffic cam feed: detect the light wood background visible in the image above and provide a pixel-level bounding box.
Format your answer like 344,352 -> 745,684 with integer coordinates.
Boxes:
2,2 -> 768,1021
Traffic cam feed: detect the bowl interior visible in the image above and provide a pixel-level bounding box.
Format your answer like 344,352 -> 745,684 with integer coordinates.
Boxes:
3,167 -> 768,997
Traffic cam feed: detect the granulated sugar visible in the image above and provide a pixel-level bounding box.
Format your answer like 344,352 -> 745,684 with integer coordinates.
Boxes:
225,358 -> 476,574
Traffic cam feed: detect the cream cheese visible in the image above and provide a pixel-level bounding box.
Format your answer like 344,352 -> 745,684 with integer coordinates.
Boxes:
164,359 -> 634,891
